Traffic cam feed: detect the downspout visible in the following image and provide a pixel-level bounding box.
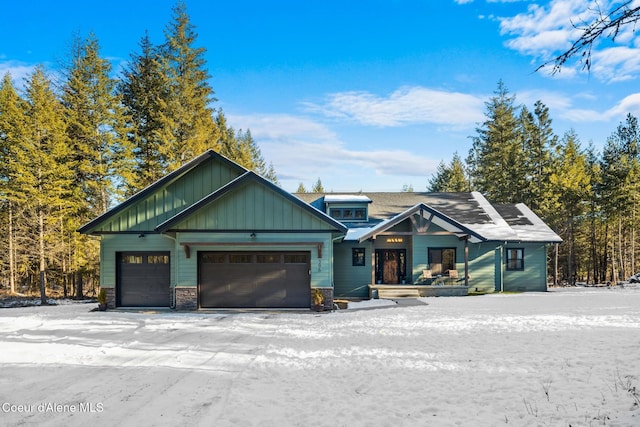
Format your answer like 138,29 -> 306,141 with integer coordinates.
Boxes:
500,243 -> 505,293
464,236 -> 469,288
161,232 -> 178,309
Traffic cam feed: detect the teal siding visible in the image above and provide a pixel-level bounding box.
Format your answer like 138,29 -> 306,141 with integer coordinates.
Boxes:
175,232 -> 334,290
99,234 -> 175,288
334,241 -> 373,298
174,181 -> 335,231
468,243 -> 496,293
93,157 -> 242,233
503,243 -> 548,292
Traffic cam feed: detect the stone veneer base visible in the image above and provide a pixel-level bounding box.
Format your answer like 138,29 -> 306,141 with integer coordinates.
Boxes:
174,287 -> 198,310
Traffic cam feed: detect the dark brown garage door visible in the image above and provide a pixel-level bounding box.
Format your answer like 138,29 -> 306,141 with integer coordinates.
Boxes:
199,251 -> 310,308
117,252 -> 170,307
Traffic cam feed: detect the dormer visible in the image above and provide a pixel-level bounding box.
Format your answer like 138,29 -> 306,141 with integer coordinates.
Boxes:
324,195 -> 372,223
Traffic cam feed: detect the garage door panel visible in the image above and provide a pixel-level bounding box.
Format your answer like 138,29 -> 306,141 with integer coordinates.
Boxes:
118,252 -> 170,307
199,251 -> 310,308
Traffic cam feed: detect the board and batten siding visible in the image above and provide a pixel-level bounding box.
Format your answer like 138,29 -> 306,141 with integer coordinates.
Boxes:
174,232 -> 334,289
333,241 -> 373,298
91,157 -> 242,233
172,181 -> 335,232
99,234 -> 175,288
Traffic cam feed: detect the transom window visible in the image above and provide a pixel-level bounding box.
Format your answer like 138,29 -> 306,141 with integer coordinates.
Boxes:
329,208 -> 367,221
506,248 -> 524,270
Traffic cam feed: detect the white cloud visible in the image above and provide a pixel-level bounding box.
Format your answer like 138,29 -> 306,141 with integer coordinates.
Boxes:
0,60 -> 35,88
227,112 -> 442,191
304,86 -> 485,127
499,0 -> 640,82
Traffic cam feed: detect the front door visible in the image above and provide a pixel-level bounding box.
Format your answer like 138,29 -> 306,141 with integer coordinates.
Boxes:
375,249 -> 406,284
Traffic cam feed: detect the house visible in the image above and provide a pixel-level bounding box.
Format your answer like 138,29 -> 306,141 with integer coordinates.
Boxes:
79,150 -> 561,310
295,192 -> 562,299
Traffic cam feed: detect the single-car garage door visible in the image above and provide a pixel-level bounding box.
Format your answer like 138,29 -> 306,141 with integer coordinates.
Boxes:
117,252 -> 170,307
199,251 -> 310,308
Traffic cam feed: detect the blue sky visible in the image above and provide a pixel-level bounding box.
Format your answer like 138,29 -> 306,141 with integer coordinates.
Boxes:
2,0 -> 640,192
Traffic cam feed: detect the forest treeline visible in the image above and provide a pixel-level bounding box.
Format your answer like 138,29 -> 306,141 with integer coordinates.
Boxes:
1,4 -> 637,300
429,80 -> 640,286
0,3 -> 277,301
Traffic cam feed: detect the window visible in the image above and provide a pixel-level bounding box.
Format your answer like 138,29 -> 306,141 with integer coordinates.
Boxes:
329,208 -> 367,221
148,255 -> 170,264
122,255 -> 143,264
284,254 -> 308,264
229,254 -> 252,263
428,248 -> 456,275
352,248 -> 366,266
506,248 -> 524,270
201,253 -> 226,263
257,254 -> 281,263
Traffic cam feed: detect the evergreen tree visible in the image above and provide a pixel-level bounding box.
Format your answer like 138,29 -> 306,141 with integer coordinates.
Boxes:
549,130 -> 591,285
428,153 -> 468,192
11,67 -> 74,303
599,114 -> 640,280
62,32 -> 133,216
520,101 -> 558,214
0,73 -> 27,294
119,32 -> 170,194
468,80 -> 525,202
296,182 -> 307,193
157,1 -> 219,170
311,178 -> 325,193
215,111 -> 278,183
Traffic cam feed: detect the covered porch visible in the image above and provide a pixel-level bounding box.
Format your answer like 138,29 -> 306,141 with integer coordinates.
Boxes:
360,203 -> 481,299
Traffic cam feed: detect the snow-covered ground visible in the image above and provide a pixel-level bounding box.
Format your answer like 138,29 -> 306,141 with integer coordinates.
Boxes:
1,287 -> 639,427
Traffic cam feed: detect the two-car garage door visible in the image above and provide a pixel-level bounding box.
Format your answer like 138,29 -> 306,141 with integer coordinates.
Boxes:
199,251 -> 311,308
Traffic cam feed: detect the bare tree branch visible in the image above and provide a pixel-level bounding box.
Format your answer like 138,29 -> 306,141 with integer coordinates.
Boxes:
537,1 -> 640,74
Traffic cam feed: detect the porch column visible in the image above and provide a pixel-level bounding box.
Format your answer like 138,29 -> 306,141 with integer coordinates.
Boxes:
464,236 -> 469,287
370,237 -> 376,285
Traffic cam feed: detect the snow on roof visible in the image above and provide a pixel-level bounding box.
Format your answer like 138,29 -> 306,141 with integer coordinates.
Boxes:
324,195 -> 372,203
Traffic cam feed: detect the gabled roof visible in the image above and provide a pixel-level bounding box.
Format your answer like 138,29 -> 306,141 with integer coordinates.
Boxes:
493,203 -> 562,243
353,202 -> 488,243
78,150 -> 246,234
155,171 -> 347,233
296,191 -> 562,243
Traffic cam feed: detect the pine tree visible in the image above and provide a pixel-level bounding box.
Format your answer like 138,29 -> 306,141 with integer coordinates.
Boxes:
520,101 -> 558,214
468,80 -> 525,203
215,111 -> 278,183
119,32 -> 170,194
296,182 -> 307,193
62,32 -> 133,216
311,178 -> 325,193
11,67 -> 74,303
157,1 -> 219,170
599,114 -> 640,280
0,73 -> 27,295
549,130 -> 591,284
428,153 -> 468,192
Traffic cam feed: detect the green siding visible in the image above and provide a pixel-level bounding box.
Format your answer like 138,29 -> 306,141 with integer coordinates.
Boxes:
99,234 -> 175,288
334,241 -> 373,298
174,232 -> 334,289
92,157 -> 242,233
173,181 -> 336,231
502,243 -> 548,292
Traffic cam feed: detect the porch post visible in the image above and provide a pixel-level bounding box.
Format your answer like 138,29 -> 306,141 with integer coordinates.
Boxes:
464,236 -> 469,287
370,237 -> 376,286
